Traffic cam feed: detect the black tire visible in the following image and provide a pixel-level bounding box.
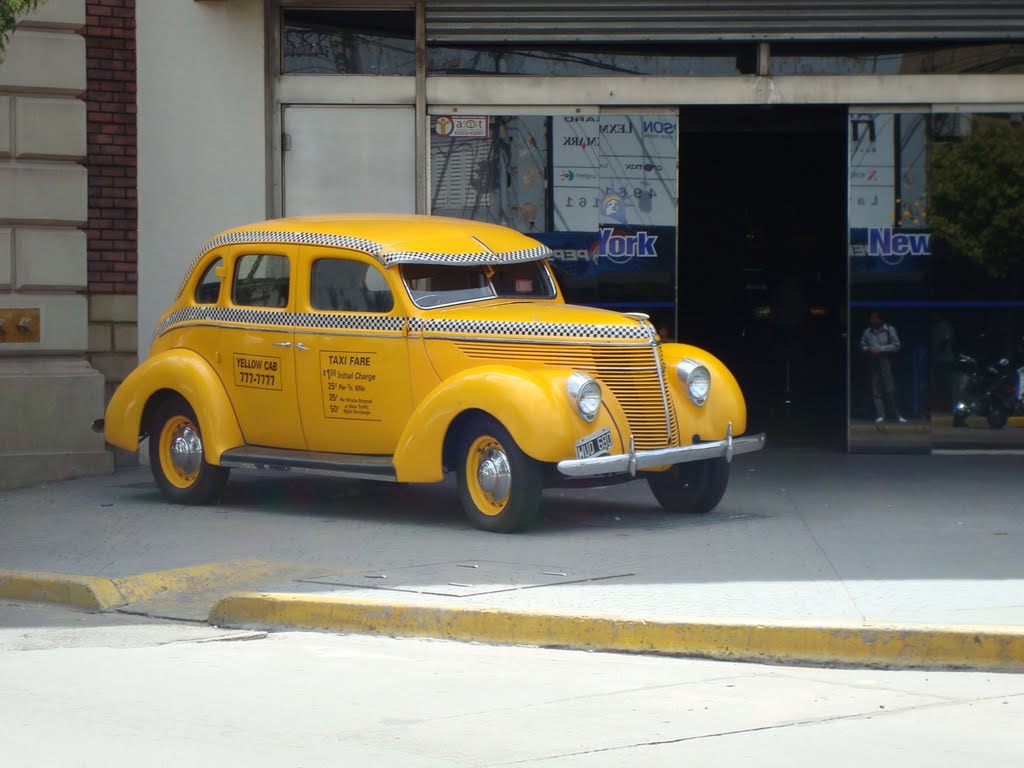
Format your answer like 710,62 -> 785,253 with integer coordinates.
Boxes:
456,415 -> 543,533
646,457 -> 730,515
987,405 -> 1009,429
148,395 -> 229,505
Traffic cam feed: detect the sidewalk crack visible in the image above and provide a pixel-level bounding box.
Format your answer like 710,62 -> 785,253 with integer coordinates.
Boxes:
484,692 -> 1024,766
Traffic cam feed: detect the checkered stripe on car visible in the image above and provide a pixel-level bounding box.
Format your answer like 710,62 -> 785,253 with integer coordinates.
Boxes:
297,312 -> 404,331
408,318 -> 650,340
155,306 -> 406,338
380,244 -> 552,266
177,231 -> 385,295
177,231 -> 552,294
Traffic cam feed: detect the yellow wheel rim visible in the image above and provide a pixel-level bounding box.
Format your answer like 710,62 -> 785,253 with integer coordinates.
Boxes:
158,414 -> 203,489
466,435 -> 511,517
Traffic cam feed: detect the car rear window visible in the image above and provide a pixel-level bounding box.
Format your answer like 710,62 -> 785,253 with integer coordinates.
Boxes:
194,257 -> 223,304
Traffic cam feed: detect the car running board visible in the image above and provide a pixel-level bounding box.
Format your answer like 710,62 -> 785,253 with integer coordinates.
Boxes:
218,446 -> 397,482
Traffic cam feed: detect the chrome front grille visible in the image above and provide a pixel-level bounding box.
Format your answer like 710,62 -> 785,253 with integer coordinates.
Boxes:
454,341 -> 678,450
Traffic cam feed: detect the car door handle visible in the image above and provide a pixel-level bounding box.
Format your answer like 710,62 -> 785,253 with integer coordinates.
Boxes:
271,341 -> 292,347
295,342 -> 312,351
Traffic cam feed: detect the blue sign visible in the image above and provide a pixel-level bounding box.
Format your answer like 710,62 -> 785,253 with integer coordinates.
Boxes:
849,227 -> 931,272
536,226 -> 676,312
597,227 -> 658,263
536,227 -> 674,273
868,228 -> 931,262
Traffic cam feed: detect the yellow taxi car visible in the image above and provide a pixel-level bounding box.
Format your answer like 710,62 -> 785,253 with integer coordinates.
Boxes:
97,214 -> 764,532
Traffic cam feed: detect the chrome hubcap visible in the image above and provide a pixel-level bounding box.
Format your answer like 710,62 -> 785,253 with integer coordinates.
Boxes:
476,448 -> 511,504
170,425 -> 203,476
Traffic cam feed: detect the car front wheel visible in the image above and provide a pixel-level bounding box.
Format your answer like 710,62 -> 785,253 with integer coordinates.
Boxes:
457,415 -> 543,533
646,457 -> 730,515
148,395 -> 229,505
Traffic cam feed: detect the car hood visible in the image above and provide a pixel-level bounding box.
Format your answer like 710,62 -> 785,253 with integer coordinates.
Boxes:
414,300 -> 654,342
416,301 -> 657,383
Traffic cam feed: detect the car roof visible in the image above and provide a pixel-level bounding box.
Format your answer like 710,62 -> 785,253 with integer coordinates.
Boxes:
199,214 -> 552,268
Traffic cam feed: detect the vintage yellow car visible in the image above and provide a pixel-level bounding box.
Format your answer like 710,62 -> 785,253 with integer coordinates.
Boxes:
98,214 -> 764,531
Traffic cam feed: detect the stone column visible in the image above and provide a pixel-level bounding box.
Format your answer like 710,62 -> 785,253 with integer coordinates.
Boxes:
0,0 -> 112,489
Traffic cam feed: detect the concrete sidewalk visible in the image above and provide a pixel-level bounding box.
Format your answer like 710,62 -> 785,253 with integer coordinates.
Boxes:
1,449 -> 1022,669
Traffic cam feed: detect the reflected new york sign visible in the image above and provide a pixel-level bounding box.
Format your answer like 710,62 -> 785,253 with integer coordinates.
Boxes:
867,227 -> 931,265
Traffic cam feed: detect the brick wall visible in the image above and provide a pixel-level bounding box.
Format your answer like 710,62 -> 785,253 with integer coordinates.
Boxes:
85,0 -> 137,296
84,0 -> 138,465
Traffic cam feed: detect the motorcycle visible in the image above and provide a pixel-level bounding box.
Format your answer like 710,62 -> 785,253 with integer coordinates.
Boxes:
952,341 -> 1023,429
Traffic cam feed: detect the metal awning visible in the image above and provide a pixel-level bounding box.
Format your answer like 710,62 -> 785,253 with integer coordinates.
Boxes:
425,1 -> 1024,42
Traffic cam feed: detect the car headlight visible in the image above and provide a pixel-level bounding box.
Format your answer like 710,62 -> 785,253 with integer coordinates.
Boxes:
567,372 -> 602,422
677,358 -> 711,406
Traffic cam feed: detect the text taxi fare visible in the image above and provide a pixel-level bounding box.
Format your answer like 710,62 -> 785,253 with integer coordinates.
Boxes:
96,214 -> 765,532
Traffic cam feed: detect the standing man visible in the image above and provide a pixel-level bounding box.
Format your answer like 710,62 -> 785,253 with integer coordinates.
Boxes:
860,311 -> 908,424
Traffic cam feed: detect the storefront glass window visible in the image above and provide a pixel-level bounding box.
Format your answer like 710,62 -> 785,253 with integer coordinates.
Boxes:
848,111 -> 1024,452
427,45 -> 753,76
773,43 -> 1024,76
430,113 -> 678,334
282,9 -> 415,75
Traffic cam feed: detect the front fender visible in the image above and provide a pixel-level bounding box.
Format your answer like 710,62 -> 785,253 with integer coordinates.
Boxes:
103,349 -> 244,463
392,365 -> 622,483
660,343 -> 748,439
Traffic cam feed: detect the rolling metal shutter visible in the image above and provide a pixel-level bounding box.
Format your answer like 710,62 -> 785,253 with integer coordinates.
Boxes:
425,1 -> 1024,42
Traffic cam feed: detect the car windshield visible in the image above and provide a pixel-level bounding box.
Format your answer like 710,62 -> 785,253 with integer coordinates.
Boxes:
401,261 -> 556,308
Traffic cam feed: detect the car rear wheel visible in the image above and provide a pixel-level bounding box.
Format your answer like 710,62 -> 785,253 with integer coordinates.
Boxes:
646,457 -> 730,515
457,415 -> 543,533
148,395 -> 229,505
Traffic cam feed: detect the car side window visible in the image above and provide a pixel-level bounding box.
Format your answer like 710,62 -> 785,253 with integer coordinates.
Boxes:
232,254 -> 290,308
311,258 -> 394,313
194,257 -> 223,304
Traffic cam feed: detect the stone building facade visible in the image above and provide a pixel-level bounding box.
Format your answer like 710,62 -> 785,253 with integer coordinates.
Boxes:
0,0 -> 138,488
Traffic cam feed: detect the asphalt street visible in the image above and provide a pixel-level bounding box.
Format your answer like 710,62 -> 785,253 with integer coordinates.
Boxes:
1,448 -> 1022,667
2,449 -> 1022,620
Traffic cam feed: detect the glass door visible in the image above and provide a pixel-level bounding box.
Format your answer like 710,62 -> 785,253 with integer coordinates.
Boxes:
847,110 -> 932,452
428,110 -> 679,337
847,109 -> 1024,452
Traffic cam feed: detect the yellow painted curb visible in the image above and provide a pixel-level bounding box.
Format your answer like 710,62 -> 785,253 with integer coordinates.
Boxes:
210,593 -> 1024,671
110,560 -> 302,605
0,560 -> 318,613
0,568 -> 124,611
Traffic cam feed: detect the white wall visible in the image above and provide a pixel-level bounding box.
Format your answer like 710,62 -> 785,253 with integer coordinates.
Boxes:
136,0 -> 266,355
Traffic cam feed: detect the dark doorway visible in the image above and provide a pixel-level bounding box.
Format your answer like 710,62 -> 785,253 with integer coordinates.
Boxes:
677,107 -> 847,448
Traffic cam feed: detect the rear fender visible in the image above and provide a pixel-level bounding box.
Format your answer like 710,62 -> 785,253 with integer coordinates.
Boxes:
392,365 -> 622,483
103,349 -> 243,463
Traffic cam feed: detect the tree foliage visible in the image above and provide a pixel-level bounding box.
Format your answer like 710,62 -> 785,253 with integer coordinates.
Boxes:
928,118 -> 1024,281
1,1 -> 44,62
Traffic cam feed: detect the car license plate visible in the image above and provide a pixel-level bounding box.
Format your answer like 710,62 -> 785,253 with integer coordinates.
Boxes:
575,427 -> 613,460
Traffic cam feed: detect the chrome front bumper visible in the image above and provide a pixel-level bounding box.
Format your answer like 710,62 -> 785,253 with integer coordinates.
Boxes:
557,423 -> 766,479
